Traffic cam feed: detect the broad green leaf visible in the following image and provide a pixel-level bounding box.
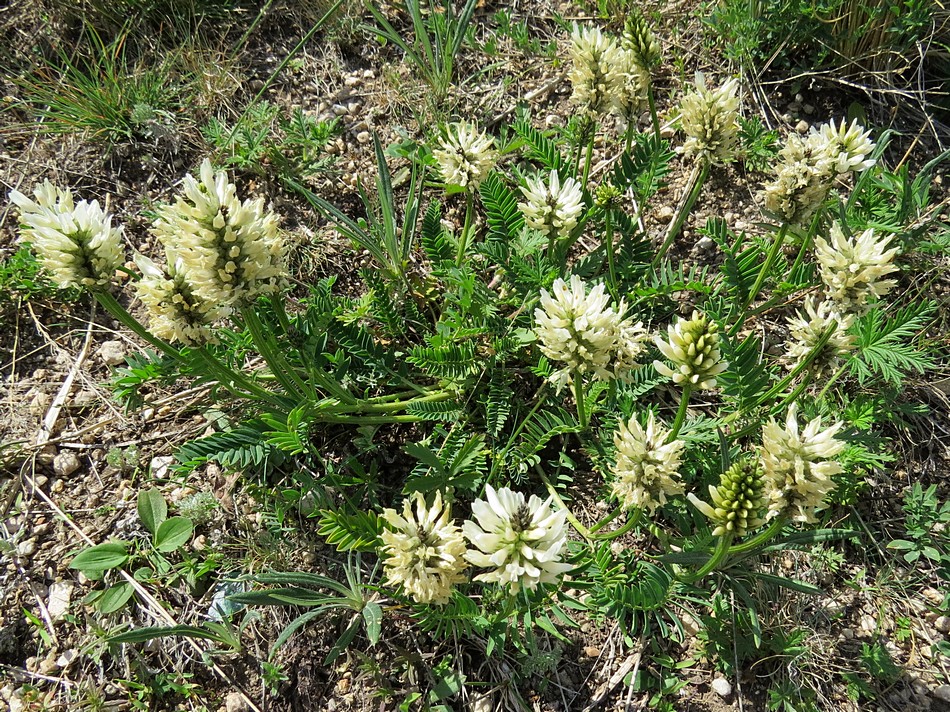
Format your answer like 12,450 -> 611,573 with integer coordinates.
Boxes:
97,582 -> 134,614
110,624 -> 231,644
154,517 -> 194,552
137,489 -> 167,535
362,601 -> 382,646
70,542 -> 129,572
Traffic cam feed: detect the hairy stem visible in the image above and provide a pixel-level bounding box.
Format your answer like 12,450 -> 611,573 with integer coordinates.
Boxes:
455,191 -> 475,266
667,385 -> 692,442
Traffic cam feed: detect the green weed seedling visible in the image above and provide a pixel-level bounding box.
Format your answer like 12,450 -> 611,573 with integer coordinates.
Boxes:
70,489 -> 195,613
887,482 -> 950,577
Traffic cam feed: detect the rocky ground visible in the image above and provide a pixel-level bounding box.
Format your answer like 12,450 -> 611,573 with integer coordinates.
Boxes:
0,0 -> 949,710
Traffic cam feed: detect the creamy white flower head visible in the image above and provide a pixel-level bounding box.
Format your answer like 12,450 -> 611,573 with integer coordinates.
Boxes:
533,275 -> 644,390
815,223 -> 899,314
653,310 -> 728,390
134,253 -> 223,345
762,133 -> 835,225
519,171 -> 585,242
433,122 -> 498,190
10,181 -> 124,289
568,25 -> 626,115
813,118 -> 876,174
676,73 -> 740,164
611,412 -> 685,513
688,458 -> 765,537
463,485 -> 571,593
785,296 -> 855,377
152,159 -> 284,308
612,48 -> 649,127
380,491 -> 468,605
761,403 -> 846,523
610,318 -> 650,382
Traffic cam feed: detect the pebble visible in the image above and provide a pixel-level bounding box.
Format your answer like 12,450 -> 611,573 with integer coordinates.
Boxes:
935,686 -> 950,702
225,692 -> 249,712
859,613 -> 877,635
711,677 -> 732,697
47,581 -> 73,621
53,452 -> 81,477
28,392 -> 50,416
795,120 -> 810,134
934,616 -> 950,633
332,103 -> 349,116
657,206 -> 674,223
583,646 -> 600,658
803,104 -> 815,115
37,445 -> 57,466
149,456 -> 174,479
97,340 -> 127,366
56,649 -> 77,669
16,539 -> 36,558
356,131 -> 371,144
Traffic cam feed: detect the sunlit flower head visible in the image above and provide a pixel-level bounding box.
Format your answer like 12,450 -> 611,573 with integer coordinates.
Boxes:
653,310 -> 728,390
688,457 -> 765,537
761,403 -> 845,523
433,122 -> 498,190
785,296 -> 855,377
534,275 -> 645,390
10,181 -> 124,289
463,485 -> 571,593
676,73 -> 740,164
152,159 -> 284,308
815,223 -> 899,314
611,412 -> 685,513
612,48 -> 649,127
380,491 -> 469,605
134,253 -> 223,345
813,118 -> 876,174
519,171 -> 585,242
568,25 -> 626,116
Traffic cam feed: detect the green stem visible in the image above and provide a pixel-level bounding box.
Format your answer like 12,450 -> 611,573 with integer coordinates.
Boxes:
588,505 -> 623,535
647,83 -> 660,143
592,508 -> 641,541
455,191 -> 475,266
242,306 -> 312,397
786,213 -> 822,284
192,346 -> 284,405
604,208 -> 618,299
652,161 -> 708,268
537,465 -> 590,541
93,291 -> 183,363
329,390 -> 453,415
685,532 -> 734,582
743,222 -> 789,311
817,363 -> 849,401
728,517 -> 785,554
667,385 -> 692,442
573,374 -> 588,430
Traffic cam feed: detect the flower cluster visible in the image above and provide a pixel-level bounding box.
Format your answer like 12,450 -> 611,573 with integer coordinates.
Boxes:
654,310 -> 728,390
814,222 -> 899,314
10,180 -> 124,289
518,171 -> 584,242
676,73 -> 740,165
379,486 -> 572,600
464,485 -> 571,593
380,491 -> 469,605
534,275 -> 647,391
568,25 -> 626,116
763,118 -> 876,225
761,404 -> 845,523
689,458 -> 766,537
611,412 -> 685,513
433,122 -> 498,190
622,11 -> 661,72
152,159 -> 285,310
784,296 -> 856,377
133,254 -> 224,345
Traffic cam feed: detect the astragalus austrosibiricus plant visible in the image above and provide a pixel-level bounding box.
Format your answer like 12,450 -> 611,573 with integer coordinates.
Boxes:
611,412 -> 685,515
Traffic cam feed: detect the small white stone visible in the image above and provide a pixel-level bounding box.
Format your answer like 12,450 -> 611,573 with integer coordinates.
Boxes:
53,452 -> 82,477
711,677 -> 732,697
356,131 -> 371,144
47,581 -> 73,621
934,685 -> 950,702
934,615 -> 950,633
657,206 -> 675,223
56,649 -> 78,669
225,692 -> 249,712
15,538 -> 36,558
97,340 -> 127,366
795,120 -> 810,134
149,456 -> 175,479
